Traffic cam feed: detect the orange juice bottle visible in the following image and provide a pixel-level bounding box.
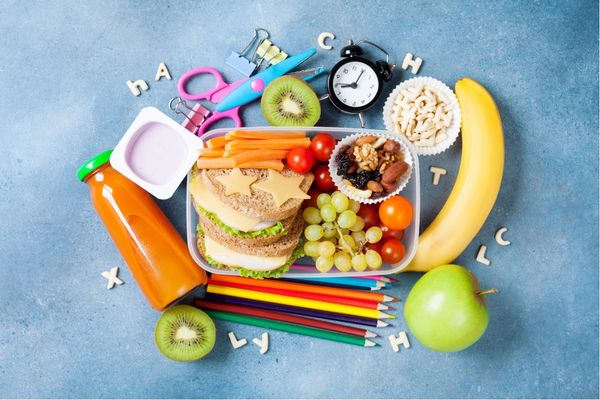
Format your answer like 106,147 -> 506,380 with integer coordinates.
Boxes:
77,150 -> 207,311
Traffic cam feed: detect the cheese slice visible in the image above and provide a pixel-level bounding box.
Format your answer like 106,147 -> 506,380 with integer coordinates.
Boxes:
190,176 -> 274,232
204,235 -> 289,271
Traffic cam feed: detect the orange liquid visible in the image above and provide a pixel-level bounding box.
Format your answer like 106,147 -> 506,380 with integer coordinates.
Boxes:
85,163 -> 206,311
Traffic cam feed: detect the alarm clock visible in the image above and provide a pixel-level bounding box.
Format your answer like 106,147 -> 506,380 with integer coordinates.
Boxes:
326,40 -> 396,127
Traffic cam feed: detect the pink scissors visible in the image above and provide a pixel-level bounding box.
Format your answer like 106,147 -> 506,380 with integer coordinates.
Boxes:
177,67 -> 246,136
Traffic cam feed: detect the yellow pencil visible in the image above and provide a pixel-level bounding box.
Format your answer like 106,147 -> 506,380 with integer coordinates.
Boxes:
207,284 -> 395,320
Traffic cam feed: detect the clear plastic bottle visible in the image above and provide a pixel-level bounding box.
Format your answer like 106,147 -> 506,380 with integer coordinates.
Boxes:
78,150 -> 207,311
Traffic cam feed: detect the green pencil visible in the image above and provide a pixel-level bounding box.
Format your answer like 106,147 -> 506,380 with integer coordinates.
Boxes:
206,310 -> 378,347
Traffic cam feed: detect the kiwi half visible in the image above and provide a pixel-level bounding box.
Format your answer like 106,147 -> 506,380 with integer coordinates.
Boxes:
261,76 -> 321,126
154,305 -> 216,362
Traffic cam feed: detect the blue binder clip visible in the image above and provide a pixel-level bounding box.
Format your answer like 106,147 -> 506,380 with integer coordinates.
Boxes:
226,28 -> 270,77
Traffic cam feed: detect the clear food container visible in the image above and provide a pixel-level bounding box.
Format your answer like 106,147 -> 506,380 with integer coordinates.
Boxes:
186,126 -> 420,277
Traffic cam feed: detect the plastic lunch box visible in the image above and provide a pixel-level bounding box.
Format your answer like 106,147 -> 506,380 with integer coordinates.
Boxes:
186,126 -> 420,277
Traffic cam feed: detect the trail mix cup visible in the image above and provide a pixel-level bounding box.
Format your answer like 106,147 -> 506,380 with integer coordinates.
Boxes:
328,133 -> 413,204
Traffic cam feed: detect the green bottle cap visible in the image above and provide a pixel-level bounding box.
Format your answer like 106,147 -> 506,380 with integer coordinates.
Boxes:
77,150 -> 113,182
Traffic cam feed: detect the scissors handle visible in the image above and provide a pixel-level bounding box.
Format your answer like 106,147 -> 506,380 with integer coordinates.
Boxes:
196,107 -> 242,136
177,67 -> 228,102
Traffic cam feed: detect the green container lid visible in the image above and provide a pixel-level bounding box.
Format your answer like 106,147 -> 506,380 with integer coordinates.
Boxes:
77,150 -> 113,182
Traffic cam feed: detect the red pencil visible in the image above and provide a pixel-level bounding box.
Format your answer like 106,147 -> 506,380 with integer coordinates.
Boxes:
207,278 -> 391,311
195,299 -> 378,338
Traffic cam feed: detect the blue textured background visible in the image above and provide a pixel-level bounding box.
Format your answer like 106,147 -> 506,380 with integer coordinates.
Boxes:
0,1 -> 598,398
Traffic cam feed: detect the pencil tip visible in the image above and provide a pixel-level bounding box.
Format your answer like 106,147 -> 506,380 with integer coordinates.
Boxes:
365,331 -> 378,338
377,320 -> 389,328
382,295 -> 396,302
365,339 -> 378,347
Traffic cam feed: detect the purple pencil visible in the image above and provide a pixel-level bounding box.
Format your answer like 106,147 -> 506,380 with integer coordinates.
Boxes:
204,293 -> 389,328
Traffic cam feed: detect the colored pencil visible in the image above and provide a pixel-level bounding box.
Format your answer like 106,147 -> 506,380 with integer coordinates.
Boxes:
205,293 -> 390,328
207,284 -> 395,319
196,299 -> 378,338
281,278 -> 382,291
284,276 -> 385,290
289,265 -> 395,283
211,274 -> 398,303
207,278 -> 391,310
205,310 -> 378,347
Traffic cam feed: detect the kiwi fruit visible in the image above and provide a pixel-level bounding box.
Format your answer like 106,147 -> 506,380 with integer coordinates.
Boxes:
261,76 -> 321,126
154,305 -> 216,362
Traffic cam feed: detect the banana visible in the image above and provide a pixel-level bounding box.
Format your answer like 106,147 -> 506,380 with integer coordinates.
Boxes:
405,78 -> 504,272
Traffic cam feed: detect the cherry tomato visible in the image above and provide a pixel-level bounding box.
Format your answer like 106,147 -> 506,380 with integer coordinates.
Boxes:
310,133 -> 337,162
378,221 -> 404,241
357,204 -> 379,229
378,195 -> 413,230
287,147 -> 315,174
303,188 -> 322,208
313,163 -> 335,192
364,241 -> 382,254
381,238 -> 405,264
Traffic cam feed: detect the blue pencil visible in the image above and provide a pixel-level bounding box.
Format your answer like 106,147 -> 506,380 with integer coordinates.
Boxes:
284,276 -> 384,290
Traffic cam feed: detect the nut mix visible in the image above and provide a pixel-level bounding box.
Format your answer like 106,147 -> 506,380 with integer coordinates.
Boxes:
335,137 -> 409,199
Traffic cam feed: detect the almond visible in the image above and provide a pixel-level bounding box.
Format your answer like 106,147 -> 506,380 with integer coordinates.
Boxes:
367,180 -> 384,193
355,135 -> 377,145
381,160 -> 409,184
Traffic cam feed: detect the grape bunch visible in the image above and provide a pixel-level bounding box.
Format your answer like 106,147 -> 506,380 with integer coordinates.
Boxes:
302,191 -> 384,273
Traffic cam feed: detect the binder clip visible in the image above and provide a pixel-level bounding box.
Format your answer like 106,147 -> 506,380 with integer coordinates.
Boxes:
168,97 -> 211,135
254,39 -> 288,71
226,28 -> 270,77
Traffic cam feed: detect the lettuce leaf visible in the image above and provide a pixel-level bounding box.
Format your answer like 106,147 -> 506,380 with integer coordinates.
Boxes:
197,206 -> 286,238
197,224 -> 304,279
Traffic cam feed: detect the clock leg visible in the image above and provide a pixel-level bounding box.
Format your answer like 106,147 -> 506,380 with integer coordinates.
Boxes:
358,112 -> 366,128
318,93 -> 330,101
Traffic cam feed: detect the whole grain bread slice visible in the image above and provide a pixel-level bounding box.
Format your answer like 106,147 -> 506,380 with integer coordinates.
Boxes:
200,213 -> 304,258
201,167 -> 314,221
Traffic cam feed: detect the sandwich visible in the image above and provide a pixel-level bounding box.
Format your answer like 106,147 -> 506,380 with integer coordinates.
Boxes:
190,166 -> 313,278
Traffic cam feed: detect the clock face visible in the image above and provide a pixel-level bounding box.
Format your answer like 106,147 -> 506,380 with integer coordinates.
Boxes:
329,59 -> 381,111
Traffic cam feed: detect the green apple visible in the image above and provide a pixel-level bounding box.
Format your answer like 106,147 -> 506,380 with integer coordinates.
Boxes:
404,264 -> 496,352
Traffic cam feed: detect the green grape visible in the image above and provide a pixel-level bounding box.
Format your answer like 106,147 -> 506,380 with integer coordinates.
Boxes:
316,193 -> 332,209
334,251 -> 352,272
341,234 -> 357,250
302,207 -> 322,225
351,231 -> 366,247
348,199 -> 361,213
349,216 -> 365,232
339,228 -> 350,236
304,224 -> 324,241
303,241 -> 320,257
319,241 -> 336,257
337,210 -> 357,229
331,191 -> 349,213
322,222 -> 336,238
365,249 -> 383,270
352,253 -> 368,272
365,226 -> 383,243
320,204 -> 337,222
316,256 -> 334,273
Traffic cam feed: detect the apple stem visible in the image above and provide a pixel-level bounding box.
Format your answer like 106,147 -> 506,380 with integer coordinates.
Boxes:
477,288 -> 498,296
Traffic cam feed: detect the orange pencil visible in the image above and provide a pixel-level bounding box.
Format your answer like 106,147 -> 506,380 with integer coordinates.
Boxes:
210,274 -> 399,303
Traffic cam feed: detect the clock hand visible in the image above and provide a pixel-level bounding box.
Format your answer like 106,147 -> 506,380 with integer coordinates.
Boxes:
354,70 -> 365,84
335,82 -> 353,87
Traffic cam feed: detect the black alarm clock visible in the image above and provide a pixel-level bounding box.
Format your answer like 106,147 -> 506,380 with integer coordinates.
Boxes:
325,40 -> 396,127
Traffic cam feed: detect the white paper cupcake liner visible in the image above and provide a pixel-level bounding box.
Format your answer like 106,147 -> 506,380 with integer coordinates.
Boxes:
328,132 -> 413,205
382,76 -> 461,156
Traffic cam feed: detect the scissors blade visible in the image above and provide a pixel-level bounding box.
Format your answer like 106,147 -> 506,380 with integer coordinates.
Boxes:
289,66 -> 325,82
215,48 -> 317,112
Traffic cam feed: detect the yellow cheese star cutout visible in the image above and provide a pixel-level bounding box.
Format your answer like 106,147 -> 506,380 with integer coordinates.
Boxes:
215,168 -> 257,196
252,169 -> 310,207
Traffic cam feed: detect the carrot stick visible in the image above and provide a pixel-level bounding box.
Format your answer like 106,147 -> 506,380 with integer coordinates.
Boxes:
225,137 -> 311,151
237,160 -> 284,171
222,148 -> 247,157
198,148 -> 225,158
225,130 -> 307,140
196,157 -> 235,169
232,149 -> 289,166
206,136 -> 227,150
